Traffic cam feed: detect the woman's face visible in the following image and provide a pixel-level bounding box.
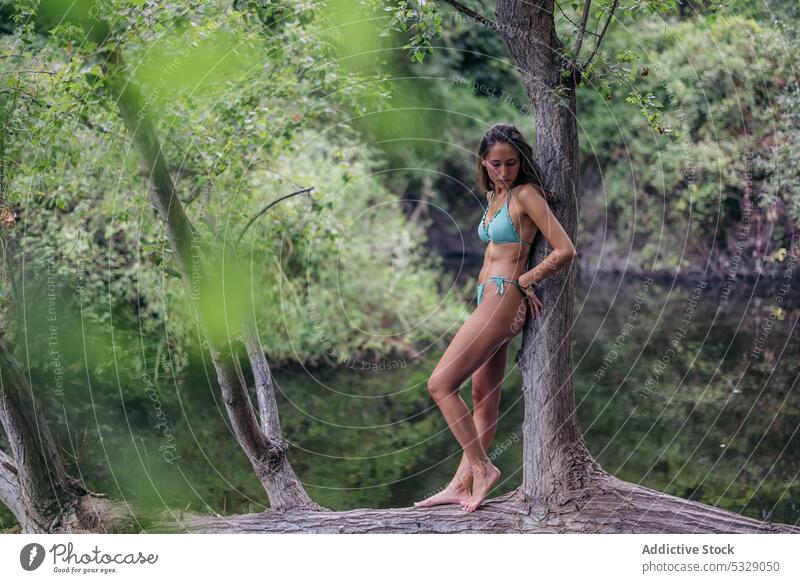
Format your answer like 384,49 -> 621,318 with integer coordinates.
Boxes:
481,141 -> 520,189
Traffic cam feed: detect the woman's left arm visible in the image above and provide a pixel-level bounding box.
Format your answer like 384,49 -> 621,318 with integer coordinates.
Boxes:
517,185 -> 577,288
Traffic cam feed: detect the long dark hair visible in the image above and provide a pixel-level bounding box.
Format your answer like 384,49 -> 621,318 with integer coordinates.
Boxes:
476,123 -> 554,203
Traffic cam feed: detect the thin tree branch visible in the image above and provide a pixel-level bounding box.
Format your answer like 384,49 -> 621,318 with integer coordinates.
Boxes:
581,0 -> 619,71
169,164 -> 198,178
555,0 -> 598,33
236,187 -> 314,244
439,0 -> 494,25
180,180 -> 210,205
260,165 -> 306,191
0,69 -> 55,75
573,0 -> 592,59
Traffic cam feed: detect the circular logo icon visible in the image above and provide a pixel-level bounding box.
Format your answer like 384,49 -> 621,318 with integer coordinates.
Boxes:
20,543 -> 46,571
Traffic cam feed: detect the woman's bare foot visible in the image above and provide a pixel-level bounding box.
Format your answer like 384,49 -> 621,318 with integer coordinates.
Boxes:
413,484 -> 471,507
414,470 -> 473,507
461,461 -> 500,512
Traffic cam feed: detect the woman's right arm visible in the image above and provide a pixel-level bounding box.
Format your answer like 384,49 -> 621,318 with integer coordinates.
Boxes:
516,185 -> 577,288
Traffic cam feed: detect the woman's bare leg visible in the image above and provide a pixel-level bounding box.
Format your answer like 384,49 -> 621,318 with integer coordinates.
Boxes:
414,340 -> 509,507
421,283 -> 525,512
458,339 -> 508,504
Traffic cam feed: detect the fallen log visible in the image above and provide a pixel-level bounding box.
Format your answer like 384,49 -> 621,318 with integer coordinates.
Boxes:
155,476 -> 800,534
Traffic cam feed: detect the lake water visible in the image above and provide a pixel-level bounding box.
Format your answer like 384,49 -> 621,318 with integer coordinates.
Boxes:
2,273 -> 798,530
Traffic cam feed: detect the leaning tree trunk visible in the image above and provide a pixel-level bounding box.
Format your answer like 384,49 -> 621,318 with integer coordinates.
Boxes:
0,333 -> 136,533
104,48 -> 320,511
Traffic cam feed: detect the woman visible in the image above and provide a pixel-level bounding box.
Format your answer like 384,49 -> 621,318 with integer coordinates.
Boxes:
414,123 -> 577,512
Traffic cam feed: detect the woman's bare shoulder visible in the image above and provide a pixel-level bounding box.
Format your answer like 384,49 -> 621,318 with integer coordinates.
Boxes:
516,183 -> 546,204
517,183 -> 544,197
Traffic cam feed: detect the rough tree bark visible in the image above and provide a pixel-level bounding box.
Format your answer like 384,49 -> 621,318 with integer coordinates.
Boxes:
496,0 -> 602,506
0,333 -> 136,533
104,48 -> 320,512
157,485 -> 799,533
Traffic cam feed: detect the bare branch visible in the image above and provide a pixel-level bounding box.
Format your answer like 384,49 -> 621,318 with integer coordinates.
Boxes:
237,187 -> 314,244
180,181 -> 209,205
3,69 -> 55,75
572,0 -> 592,59
169,164 -> 198,179
581,0 -> 619,71
439,0 -> 493,24
555,0 -> 598,33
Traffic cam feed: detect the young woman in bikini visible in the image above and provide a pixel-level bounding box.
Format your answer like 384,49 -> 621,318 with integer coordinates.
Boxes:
414,123 -> 577,512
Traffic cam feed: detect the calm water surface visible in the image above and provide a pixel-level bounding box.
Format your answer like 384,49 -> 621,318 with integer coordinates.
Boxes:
2,274 -> 797,530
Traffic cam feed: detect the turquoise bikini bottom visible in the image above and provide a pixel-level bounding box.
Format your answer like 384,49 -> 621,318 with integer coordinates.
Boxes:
476,276 -> 524,306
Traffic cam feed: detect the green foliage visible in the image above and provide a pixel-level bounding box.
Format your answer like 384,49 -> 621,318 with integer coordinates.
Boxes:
0,0 -> 463,380
383,0 -> 442,64
577,14 -> 799,271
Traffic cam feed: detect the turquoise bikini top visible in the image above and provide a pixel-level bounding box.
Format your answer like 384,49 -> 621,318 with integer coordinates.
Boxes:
477,188 -> 532,247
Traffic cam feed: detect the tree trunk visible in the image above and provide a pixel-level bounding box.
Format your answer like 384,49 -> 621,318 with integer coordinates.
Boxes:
241,314 -> 317,505
0,333 -> 135,532
495,0 -> 605,502
104,48 -> 320,511
0,330 -> 82,531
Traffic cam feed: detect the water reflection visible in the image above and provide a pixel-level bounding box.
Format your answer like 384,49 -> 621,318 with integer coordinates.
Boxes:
3,274 -> 797,530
